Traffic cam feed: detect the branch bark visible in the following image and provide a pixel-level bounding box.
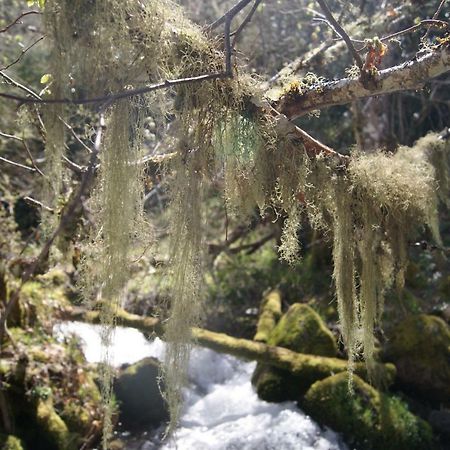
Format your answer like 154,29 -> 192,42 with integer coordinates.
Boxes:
276,45 -> 450,119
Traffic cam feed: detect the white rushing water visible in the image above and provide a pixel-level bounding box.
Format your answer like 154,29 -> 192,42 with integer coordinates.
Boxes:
55,322 -> 347,450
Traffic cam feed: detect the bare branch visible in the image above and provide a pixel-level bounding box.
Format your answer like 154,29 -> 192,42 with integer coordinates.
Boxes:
277,46 -> 450,119
0,155 -> 36,172
0,72 -> 231,106
423,0 -> 447,39
232,0 -> 261,47
24,196 -> 54,212
315,0 -> 363,68
207,0 -> 253,31
0,11 -> 40,34
0,131 -> 44,176
0,35 -> 46,71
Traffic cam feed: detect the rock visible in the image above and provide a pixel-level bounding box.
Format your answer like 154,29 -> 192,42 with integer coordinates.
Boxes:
268,303 -> 338,356
114,357 -> 169,430
303,373 -> 435,450
0,435 -> 24,450
383,314 -> 450,405
252,303 -> 338,402
35,399 -> 77,450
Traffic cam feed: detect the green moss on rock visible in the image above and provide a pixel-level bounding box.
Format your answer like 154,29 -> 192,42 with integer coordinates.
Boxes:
268,303 -> 338,356
0,435 -> 24,450
303,373 -> 435,450
384,314 -> 450,404
35,399 -> 76,450
253,303 -> 339,402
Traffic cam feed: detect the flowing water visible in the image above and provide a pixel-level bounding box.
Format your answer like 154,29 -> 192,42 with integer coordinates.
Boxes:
55,322 -> 347,450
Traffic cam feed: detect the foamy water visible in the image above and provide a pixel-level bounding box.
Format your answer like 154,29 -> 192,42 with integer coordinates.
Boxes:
55,322 -> 346,450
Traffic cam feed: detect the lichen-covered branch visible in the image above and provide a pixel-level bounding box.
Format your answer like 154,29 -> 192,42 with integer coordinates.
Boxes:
277,45 -> 450,119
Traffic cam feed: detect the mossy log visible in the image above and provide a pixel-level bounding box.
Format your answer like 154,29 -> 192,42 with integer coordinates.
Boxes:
60,307 -> 395,387
253,289 -> 282,342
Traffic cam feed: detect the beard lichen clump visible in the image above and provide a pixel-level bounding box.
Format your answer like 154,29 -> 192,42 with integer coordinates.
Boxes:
80,101 -> 147,448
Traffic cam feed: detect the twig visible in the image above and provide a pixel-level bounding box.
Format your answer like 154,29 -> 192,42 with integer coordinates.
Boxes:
315,0 -> 364,68
0,10 -> 40,34
0,131 -> 45,176
59,117 -> 93,154
24,196 -> 54,212
207,0 -> 253,31
0,72 -> 230,106
0,70 -> 41,99
232,0 -> 262,47
1,35 -> 46,71
382,19 -> 448,44
424,0 -> 447,39
62,154 -> 85,174
0,156 -> 36,172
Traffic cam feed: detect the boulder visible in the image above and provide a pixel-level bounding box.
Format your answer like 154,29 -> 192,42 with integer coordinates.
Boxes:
267,303 -> 338,356
114,357 -> 169,430
383,314 -> 450,405
252,303 -> 338,402
302,373 -> 435,450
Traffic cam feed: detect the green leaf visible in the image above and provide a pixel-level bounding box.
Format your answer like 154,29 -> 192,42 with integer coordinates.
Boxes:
40,73 -> 52,84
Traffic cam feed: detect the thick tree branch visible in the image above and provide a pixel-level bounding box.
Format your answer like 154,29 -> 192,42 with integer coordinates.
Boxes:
277,45 -> 450,119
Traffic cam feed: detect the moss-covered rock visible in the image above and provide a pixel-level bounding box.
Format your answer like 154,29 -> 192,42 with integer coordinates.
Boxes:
253,303 -> 338,402
0,435 -> 24,450
303,373 -> 435,450
114,357 -> 169,430
267,303 -> 338,356
383,314 -> 450,404
35,399 -> 77,450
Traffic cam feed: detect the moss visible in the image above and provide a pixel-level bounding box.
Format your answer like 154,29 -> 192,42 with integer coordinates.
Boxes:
35,399 -> 77,450
61,372 -> 101,436
268,303 -> 338,356
383,314 -> 450,404
251,363 -> 316,403
0,435 -> 24,450
303,373 -> 435,450
254,290 -> 282,342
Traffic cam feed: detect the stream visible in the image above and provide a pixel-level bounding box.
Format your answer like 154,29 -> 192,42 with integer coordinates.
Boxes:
55,322 -> 347,450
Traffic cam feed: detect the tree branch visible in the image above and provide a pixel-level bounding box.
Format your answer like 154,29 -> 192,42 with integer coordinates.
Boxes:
277,45 -> 450,119
0,35 -> 46,71
315,0 -> 363,68
0,11 -> 40,34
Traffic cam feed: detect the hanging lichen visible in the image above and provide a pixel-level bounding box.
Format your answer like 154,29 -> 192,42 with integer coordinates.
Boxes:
80,101 -> 147,448
42,0 -> 450,444
162,148 -> 205,434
